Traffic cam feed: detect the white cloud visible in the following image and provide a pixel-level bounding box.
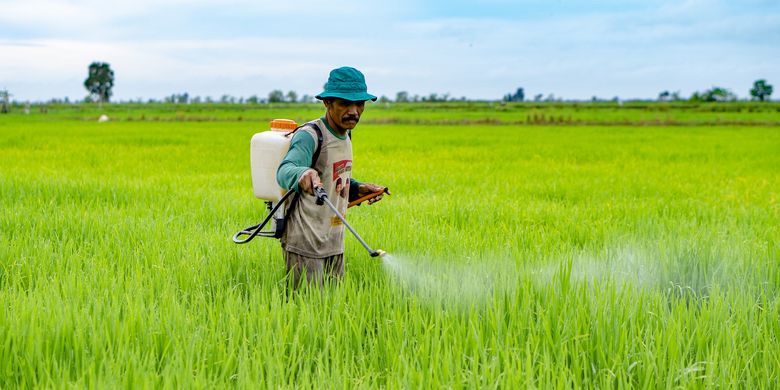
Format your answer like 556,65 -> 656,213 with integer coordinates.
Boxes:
0,0 -> 408,38
1,0 -> 778,101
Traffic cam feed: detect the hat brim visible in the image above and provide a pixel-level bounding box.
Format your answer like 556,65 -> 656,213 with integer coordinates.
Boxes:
316,91 -> 377,102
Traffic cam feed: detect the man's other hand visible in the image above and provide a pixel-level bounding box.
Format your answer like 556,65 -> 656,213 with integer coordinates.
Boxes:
358,183 -> 386,204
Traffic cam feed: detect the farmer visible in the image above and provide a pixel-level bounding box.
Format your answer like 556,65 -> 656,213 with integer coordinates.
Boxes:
276,66 -> 385,290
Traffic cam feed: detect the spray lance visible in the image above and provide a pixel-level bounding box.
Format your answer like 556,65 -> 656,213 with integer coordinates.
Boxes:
314,186 -> 388,258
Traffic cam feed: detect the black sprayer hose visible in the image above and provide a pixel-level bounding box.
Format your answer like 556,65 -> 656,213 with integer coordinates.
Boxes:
232,190 -> 296,244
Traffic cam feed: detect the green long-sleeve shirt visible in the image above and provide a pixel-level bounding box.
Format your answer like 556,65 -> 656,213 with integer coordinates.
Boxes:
276,120 -> 361,200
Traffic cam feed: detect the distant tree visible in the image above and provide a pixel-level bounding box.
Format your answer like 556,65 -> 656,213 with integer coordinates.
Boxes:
395,91 -> 409,102
710,87 -> 735,102
750,79 -> 773,101
299,94 -> 314,103
0,89 -> 11,113
503,87 -> 524,102
702,87 -> 736,102
268,89 -> 285,103
689,88 -> 734,102
378,95 -> 390,103
165,93 -> 189,104
657,91 -> 682,102
533,94 -> 543,102
286,90 -> 298,103
419,93 -> 452,102
247,95 -> 259,104
83,62 -> 114,104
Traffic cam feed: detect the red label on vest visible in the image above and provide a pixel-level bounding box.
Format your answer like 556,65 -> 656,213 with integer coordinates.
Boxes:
332,160 -> 352,199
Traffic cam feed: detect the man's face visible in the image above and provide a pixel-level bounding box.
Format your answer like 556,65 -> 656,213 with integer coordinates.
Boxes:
325,98 -> 365,131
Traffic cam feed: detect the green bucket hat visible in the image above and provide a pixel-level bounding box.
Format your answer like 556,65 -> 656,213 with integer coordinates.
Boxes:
316,67 -> 377,102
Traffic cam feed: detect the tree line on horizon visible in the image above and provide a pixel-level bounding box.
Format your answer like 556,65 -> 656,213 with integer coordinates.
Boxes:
0,62 -> 775,111
503,82 -> 773,103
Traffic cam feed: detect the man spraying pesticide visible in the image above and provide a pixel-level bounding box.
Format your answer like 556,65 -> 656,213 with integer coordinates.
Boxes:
233,67 -> 389,290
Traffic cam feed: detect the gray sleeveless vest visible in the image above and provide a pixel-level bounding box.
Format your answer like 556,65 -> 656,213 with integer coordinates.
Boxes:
282,118 -> 352,257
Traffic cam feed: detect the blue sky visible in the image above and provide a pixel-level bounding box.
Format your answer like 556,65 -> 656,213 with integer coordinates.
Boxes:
1,0 -> 778,101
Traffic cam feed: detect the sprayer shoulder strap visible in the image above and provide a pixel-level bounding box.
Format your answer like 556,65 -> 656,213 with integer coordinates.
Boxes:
296,121 -> 323,174
307,123 -> 324,165
285,121 -> 324,168
284,122 -> 324,221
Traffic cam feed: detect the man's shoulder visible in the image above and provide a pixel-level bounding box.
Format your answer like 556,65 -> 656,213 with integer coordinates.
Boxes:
289,126 -> 315,150
296,119 -> 324,138
305,118 -> 326,133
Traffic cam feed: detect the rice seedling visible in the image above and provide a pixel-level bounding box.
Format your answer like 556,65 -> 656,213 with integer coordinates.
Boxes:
1,106 -> 778,387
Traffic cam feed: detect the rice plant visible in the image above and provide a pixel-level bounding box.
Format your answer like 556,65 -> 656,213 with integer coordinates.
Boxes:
1,106 -> 778,387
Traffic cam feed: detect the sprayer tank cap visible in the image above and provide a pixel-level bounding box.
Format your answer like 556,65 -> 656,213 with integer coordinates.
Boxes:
270,119 -> 298,132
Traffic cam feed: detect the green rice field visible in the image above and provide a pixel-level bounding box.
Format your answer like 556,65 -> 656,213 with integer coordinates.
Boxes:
1,102 -> 779,387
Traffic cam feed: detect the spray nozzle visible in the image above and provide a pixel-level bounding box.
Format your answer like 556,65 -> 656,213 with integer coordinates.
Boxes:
371,249 -> 387,258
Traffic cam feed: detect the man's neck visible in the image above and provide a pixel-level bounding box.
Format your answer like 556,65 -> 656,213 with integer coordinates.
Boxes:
325,113 -> 349,137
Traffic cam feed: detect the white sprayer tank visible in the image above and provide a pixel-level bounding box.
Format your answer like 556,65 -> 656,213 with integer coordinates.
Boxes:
250,119 -> 298,202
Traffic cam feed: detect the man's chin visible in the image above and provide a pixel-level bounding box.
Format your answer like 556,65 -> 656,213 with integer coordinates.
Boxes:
342,120 -> 358,129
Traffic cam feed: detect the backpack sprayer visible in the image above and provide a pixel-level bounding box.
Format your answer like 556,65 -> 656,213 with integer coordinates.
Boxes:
232,119 -> 388,258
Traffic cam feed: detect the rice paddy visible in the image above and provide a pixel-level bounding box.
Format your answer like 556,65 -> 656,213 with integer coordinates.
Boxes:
1,102 -> 778,387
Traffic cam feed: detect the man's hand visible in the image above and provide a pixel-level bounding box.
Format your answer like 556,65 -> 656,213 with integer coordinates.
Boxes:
357,183 -> 386,205
298,169 -> 322,195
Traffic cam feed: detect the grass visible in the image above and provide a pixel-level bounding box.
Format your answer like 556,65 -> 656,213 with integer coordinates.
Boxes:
6,100 -> 780,125
1,104 -> 779,387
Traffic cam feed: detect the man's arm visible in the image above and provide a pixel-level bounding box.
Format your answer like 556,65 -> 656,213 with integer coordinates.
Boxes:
349,178 -> 362,201
277,131 -> 316,193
